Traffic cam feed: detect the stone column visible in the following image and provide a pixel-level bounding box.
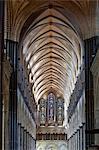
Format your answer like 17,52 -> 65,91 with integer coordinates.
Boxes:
2,57 -> 12,150
69,139 -> 71,150
74,134 -> 76,150
82,123 -> 86,150
0,1 -> 4,150
31,135 -> 33,150
26,131 -> 28,150
32,137 -> 34,149
31,136 -> 33,150
27,132 -> 29,150
69,138 -> 71,150
80,126 -> 83,150
75,132 -> 77,150
28,134 -> 30,150
20,126 -> 24,150
6,39 -> 18,150
17,123 -> 21,150
23,127 -> 24,150
68,139 -> 70,150
77,130 -> 79,150
70,136 -> 72,150
78,129 -> 80,150
30,135 -> 32,150
24,129 -> 27,150
33,137 -> 36,150
84,36 -> 99,148
91,50 -> 99,146
72,136 -> 74,150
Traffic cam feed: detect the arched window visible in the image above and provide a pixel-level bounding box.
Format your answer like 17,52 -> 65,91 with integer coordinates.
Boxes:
47,93 -> 56,125
39,99 -> 46,125
57,98 -> 64,125
39,94 -> 64,126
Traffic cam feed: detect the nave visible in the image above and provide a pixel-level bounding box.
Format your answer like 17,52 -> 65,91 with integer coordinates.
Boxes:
0,0 -> 99,150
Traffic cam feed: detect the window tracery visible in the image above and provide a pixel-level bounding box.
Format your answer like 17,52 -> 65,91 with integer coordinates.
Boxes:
39,99 -> 46,125
47,93 -> 56,125
57,98 -> 64,125
39,93 -> 64,126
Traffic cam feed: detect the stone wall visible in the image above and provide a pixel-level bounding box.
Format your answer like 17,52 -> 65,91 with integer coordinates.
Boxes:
17,88 -> 36,150
67,69 -> 85,150
67,91 -> 85,150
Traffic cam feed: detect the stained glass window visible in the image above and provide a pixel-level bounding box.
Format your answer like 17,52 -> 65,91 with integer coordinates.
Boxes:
47,93 -> 55,125
57,98 -> 64,125
39,98 -> 46,125
39,94 -> 64,126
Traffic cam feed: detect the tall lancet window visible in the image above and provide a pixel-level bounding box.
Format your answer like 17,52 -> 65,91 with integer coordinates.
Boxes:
57,98 -> 64,125
39,99 -> 46,126
47,93 -> 56,125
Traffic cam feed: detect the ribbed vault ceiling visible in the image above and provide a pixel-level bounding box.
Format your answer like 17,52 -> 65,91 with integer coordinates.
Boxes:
23,8 -> 82,104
